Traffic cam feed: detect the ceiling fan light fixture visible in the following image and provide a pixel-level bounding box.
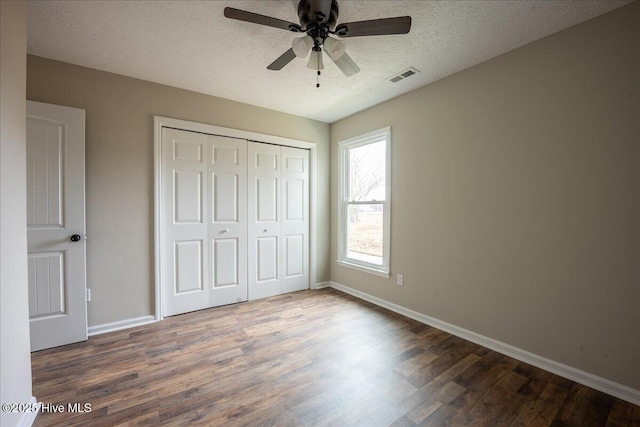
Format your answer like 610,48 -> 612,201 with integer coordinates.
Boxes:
323,36 -> 346,60
307,49 -> 324,70
292,35 -> 313,58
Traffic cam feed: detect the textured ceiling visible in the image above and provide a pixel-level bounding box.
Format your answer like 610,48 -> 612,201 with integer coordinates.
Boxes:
27,0 -> 630,123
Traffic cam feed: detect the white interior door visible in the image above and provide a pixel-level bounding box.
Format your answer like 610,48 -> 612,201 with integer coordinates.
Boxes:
248,142 -> 282,300
161,128 -> 247,316
27,100 -> 87,352
281,146 -> 309,293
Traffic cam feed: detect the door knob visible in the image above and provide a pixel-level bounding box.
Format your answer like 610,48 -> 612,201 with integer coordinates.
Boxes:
222,229 -> 229,233
70,234 -> 82,242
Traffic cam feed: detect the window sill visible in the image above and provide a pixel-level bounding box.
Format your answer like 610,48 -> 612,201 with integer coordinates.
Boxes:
336,260 -> 390,278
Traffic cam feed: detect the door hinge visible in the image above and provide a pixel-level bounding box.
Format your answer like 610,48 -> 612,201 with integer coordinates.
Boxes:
86,289 -> 91,302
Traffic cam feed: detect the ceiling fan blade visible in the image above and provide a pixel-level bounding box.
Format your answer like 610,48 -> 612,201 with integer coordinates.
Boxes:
310,0 -> 332,24
325,49 -> 360,77
267,48 -> 297,71
224,7 -> 301,32
334,16 -> 411,37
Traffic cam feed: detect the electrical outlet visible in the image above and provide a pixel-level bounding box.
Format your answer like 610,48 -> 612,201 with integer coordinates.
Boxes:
397,274 -> 403,285
86,289 -> 91,302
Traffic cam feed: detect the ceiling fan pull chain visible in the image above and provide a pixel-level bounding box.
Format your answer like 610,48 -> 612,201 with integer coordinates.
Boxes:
316,51 -> 321,88
317,70 -> 321,88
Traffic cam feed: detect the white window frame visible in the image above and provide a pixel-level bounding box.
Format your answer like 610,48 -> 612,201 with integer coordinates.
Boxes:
337,126 -> 391,278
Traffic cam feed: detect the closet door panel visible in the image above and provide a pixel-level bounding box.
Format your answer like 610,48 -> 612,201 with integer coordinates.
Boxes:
281,146 -> 309,293
208,135 -> 247,305
248,142 -> 282,300
213,238 -> 238,286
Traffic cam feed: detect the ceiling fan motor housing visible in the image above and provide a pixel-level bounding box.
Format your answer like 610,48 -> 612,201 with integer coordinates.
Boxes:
298,0 -> 339,30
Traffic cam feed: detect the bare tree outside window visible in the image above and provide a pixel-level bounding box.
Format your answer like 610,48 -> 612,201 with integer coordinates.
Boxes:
349,146 -> 385,202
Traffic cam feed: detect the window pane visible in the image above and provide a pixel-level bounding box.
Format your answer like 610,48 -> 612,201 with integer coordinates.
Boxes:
347,204 -> 383,265
348,140 -> 386,201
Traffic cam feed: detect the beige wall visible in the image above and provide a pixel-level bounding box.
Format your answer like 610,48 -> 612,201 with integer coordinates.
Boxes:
331,2 -> 639,390
1,1 -> 34,426
27,56 -> 331,326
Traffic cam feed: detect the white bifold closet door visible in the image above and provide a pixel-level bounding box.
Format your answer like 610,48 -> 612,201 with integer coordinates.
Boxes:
161,129 -> 309,317
247,142 -> 309,300
162,128 -> 247,316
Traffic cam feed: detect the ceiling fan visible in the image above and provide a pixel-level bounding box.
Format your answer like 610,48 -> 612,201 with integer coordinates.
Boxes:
224,0 -> 412,85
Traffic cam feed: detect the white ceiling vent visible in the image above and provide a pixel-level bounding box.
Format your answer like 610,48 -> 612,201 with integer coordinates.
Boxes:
388,67 -> 421,83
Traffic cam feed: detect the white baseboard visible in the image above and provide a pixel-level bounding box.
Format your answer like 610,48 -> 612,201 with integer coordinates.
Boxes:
87,315 -> 156,336
314,281 -> 331,289
15,396 -> 38,427
329,281 -> 640,406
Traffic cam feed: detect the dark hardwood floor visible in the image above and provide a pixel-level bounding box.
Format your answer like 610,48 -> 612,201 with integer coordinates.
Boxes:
31,289 -> 639,426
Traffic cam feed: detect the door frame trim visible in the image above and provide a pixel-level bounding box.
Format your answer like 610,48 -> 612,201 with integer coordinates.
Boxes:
153,116 -> 317,321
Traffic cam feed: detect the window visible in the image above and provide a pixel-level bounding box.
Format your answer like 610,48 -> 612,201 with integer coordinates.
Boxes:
338,127 -> 390,277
